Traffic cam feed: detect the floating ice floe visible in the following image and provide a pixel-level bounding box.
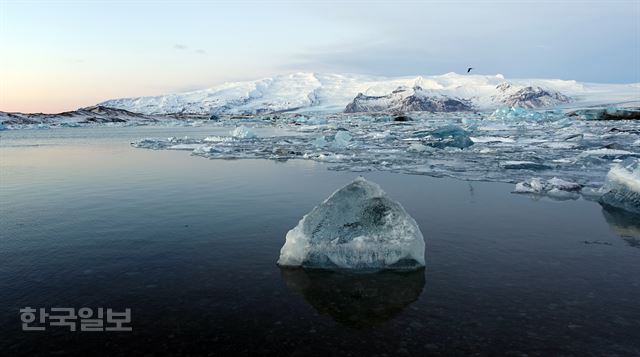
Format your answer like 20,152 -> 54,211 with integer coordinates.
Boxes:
407,143 -> 430,153
599,159 -> 640,214
277,177 -> 425,270
501,161 -> 552,170
203,135 -> 234,143
581,148 -> 637,157
470,136 -> 515,144
131,138 -> 169,150
489,107 -> 561,121
167,143 -> 205,151
514,177 -> 582,200
294,116 -> 328,125
129,109 -> 640,188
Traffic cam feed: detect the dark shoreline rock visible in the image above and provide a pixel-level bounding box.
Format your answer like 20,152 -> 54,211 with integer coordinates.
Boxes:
567,107 -> 640,120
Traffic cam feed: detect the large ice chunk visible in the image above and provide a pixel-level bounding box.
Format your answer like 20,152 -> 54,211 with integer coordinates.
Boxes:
277,177 -> 425,270
599,159 -> 640,214
424,125 -> 474,149
332,130 -> 352,148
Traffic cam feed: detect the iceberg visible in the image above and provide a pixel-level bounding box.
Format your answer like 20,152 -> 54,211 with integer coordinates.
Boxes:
425,125 -> 474,149
312,135 -> 328,148
332,130 -> 352,148
231,125 -> 257,139
490,107 -> 543,121
277,177 -> 425,270
599,159 -> 640,214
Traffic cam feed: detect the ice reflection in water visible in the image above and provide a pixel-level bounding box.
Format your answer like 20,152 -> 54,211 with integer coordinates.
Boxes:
280,268 -> 425,329
601,205 -> 640,248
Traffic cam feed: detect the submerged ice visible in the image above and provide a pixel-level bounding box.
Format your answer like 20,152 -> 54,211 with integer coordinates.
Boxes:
277,177 -> 425,270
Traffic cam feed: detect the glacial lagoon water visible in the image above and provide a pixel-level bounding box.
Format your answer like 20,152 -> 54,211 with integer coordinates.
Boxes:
1,126 -> 639,356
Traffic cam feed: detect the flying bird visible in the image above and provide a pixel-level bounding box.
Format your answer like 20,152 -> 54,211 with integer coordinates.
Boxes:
467,67 -> 473,73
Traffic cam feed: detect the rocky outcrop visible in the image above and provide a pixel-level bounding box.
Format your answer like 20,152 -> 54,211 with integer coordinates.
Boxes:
496,84 -> 571,109
344,86 -> 473,113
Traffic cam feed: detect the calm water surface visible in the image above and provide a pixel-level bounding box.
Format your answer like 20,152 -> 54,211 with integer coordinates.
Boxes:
1,126 -> 639,356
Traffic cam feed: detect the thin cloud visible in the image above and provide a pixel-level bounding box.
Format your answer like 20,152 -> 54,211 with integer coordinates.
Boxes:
279,40 -> 464,77
195,49 -> 206,55
174,44 -> 187,50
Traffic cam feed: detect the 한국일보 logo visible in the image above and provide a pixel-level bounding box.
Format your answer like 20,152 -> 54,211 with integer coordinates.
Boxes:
20,307 -> 132,332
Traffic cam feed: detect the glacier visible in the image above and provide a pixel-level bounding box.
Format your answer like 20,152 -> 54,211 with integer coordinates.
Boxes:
277,177 -> 425,270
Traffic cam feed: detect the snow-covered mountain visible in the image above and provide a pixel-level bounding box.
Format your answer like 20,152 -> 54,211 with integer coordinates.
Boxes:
98,72 -> 638,115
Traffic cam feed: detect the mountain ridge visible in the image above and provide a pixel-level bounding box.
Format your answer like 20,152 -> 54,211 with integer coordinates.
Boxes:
97,72 -> 640,115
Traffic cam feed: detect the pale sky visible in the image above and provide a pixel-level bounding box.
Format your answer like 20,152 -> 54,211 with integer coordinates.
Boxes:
1,0 -> 639,113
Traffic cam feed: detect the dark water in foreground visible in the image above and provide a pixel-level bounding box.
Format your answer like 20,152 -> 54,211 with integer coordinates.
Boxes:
1,127 -> 639,356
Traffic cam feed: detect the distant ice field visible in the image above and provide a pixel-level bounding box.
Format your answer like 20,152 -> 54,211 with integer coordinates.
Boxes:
129,110 -> 640,193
